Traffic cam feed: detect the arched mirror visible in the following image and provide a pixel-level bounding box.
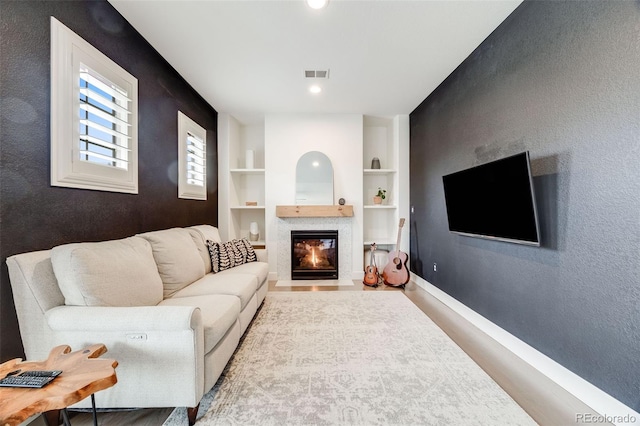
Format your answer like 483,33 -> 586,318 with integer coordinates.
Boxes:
295,151 -> 333,205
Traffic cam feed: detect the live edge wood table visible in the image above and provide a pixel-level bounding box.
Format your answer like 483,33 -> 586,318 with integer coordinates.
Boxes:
0,344 -> 118,426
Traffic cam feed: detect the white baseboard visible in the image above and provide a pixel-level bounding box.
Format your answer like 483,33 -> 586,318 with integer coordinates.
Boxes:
411,273 -> 639,426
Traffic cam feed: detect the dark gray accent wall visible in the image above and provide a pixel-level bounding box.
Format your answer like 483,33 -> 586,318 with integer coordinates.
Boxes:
0,1 -> 218,361
410,0 -> 640,411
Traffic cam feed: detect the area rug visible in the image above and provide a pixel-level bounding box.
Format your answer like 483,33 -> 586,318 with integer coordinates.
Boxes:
163,291 -> 535,426
274,279 -> 355,287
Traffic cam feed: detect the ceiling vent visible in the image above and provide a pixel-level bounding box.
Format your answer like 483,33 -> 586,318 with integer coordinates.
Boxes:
304,69 -> 330,79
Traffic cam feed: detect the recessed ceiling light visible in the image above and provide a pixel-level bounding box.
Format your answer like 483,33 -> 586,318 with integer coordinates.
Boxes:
309,85 -> 322,94
306,0 -> 328,10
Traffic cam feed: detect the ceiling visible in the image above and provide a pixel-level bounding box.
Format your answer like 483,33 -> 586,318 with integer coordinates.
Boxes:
108,0 -> 522,125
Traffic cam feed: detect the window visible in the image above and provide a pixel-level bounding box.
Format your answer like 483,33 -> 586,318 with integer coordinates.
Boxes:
178,111 -> 207,200
51,17 -> 138,193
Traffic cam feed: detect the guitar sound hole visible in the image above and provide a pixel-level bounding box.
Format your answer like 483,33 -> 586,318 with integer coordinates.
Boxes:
393,258 -> 401,269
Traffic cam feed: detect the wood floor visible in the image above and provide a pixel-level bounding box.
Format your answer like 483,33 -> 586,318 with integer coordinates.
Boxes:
28,280 -> 432,426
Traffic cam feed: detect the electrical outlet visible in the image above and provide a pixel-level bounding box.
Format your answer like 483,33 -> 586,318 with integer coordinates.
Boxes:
433,263 -> 437,272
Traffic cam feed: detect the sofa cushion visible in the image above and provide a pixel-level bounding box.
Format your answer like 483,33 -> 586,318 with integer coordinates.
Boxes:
172,273 -> 258,310
137,228 -> 205,298
187,225 -> 222,274
206,239 -> 257,273
216,262 -> 269,289
159,294 -> 240,353
51,237 -> 163,307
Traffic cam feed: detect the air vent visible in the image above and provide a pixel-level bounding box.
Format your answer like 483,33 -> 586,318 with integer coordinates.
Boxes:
304,69 -> 330,79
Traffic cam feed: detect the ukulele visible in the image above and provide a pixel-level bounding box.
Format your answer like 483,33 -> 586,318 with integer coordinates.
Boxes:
382,218 -> 410,287
363,243 -> 379,286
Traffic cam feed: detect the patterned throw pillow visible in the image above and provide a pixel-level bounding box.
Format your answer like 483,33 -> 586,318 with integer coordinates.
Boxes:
220,240 -> 240,270
235,238 -> 258,263
206,238 -> 257,273
206,240 -> 221,273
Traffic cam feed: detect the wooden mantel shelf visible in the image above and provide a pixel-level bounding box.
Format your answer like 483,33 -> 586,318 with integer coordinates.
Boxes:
276,205 -> 354,218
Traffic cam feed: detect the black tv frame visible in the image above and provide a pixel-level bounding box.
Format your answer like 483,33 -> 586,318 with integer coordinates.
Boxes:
442,151 -> 541,246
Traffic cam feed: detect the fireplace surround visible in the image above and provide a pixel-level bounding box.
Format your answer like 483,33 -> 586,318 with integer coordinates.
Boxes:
291,230 -> 338,280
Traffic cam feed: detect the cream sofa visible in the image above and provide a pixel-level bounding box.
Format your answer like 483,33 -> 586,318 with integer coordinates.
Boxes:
6,225 -> 268,423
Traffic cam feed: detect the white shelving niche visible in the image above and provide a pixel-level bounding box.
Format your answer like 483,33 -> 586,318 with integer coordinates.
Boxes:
362,115 -> 409,257
218,114 -> 266,247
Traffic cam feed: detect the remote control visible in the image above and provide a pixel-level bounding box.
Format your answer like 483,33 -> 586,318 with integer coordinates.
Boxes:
0,375 -> 56,388
21,370 -> 62,377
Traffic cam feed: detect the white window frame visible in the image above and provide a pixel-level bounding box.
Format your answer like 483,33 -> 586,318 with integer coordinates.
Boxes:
178,111 -> 207,200
51,17 -> 138,194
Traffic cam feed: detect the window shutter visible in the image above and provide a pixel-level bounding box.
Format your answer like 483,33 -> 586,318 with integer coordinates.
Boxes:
79,66 -> 132,170
178,111 -> 207,200
186,133 -> 206,186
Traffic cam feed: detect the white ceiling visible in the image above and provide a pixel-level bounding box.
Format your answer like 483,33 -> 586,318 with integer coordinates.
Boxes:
108,0 -> 522,125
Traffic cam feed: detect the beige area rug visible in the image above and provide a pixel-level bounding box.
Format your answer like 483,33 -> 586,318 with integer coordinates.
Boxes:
274,279 -> 355,287
163,292 -> 535,426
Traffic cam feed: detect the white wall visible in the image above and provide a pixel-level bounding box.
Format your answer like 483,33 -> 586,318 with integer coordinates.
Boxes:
217,113 -> 238,241
265,114 -> 364,279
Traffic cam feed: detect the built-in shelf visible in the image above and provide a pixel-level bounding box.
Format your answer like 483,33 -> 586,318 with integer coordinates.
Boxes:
364,240 -> 397,246
230,168 -> 265,174
276,205 -> 354,218
218,114 -> 266,245
364,205 -> 397,209
362,115 -> 409,253
363,169 -> 396,174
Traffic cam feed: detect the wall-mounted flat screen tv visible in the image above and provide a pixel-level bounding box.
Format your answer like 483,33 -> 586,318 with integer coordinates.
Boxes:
442,151 -> 540,246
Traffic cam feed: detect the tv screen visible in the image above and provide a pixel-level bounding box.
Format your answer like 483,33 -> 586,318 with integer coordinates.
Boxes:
442,151 -> 540,246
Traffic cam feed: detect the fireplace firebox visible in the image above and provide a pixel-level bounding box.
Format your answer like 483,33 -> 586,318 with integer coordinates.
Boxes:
291,230 -> 338,280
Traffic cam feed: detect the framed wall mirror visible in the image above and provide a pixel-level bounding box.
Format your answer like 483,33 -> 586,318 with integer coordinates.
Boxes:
295,151 -> 333,205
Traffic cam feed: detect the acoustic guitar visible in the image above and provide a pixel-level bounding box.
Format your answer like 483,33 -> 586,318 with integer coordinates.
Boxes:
383,218 -> 410,287
363,243 -> 379,286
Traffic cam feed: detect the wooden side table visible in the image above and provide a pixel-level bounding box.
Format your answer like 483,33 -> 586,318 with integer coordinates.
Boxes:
0,344 -> 118,426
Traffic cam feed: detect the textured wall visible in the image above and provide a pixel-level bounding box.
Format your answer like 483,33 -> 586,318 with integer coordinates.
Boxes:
410,0 -> 640,411
0,1 -> 218,360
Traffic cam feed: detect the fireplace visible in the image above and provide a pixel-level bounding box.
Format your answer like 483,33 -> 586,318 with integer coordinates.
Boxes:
291,230 -> 338,280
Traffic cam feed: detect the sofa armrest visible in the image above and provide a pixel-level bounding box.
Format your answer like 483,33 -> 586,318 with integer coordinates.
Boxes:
46,305 -> 201,331
44,305 -> 206,408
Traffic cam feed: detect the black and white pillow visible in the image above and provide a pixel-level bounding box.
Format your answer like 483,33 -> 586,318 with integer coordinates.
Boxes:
235,238 -> 258,263
222,240 -> 241,270
206,238 -> 257,274
206,240 -> 221,273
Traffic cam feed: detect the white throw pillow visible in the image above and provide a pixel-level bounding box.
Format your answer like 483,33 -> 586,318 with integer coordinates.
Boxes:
51,237 -> 163,307
188,225 -> 222,245
137,228 -> 205,297
187,225 -> 222,274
